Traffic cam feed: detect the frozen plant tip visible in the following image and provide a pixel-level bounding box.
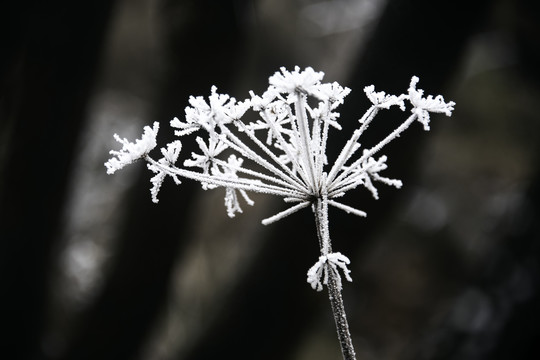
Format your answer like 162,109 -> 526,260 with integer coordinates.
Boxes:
105,66 -> 455,360
307,252 -> 353,292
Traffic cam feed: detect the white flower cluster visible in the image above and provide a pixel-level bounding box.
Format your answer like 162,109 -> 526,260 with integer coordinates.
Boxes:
105,66 -> 455,290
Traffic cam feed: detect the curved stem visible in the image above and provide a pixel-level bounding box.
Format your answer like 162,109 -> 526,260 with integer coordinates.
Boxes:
312,197 -> 357,360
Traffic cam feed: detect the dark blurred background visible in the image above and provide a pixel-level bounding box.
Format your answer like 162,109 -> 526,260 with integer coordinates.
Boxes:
1,0 -> 540,359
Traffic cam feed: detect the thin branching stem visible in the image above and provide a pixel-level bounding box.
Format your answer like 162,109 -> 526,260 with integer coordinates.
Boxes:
146,157 -> 305,199
326,106 -> 379,183
328,113 -> 417,193
218,123 -> 308,193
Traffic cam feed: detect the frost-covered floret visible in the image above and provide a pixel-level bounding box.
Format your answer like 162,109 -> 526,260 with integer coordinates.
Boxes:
269,66 -> 325,99
147,140 -> 183,203
184,137 -> 227,176
317,82 -> 351,108
364,85 -> 406,110
105,122 -> 159,174
341,153 -> 403,200
220,155 -> 255,217
408,76 -> 455,130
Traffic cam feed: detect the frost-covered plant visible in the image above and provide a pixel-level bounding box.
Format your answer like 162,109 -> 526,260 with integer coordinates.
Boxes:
105,67 -> 454,360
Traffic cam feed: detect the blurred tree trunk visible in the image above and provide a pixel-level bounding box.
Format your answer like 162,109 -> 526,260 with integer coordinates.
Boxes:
0,1 -> 116,359
59,1 -> 250,360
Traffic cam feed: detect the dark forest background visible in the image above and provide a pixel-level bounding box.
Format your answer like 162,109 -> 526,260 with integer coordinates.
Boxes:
2,0 -> 540,359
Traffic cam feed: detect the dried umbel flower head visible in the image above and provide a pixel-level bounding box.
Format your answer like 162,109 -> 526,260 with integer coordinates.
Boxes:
105,66 -> 454,360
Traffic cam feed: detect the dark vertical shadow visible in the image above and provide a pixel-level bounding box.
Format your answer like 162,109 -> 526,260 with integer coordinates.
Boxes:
0,1 -> 117,359
486,164 -> 540,360
458,1 -> 540,358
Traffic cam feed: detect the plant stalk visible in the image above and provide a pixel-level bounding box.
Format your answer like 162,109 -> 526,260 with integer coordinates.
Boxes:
313,197 -> 357,360
326,268 -> 356,360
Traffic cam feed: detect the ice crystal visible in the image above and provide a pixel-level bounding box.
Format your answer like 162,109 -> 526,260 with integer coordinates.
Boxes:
105,66 -> 455,290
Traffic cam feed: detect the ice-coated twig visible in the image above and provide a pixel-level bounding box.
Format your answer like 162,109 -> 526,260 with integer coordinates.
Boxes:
105,66 -> 455,360
261,201 -> 311,226
327,200 -> 367,218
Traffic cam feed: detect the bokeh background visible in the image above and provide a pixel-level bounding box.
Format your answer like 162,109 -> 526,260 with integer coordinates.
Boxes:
2,0 -> 540,359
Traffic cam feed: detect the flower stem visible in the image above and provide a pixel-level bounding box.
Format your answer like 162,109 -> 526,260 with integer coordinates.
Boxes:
326,268 -> 356,360
313,197 -> 357,360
